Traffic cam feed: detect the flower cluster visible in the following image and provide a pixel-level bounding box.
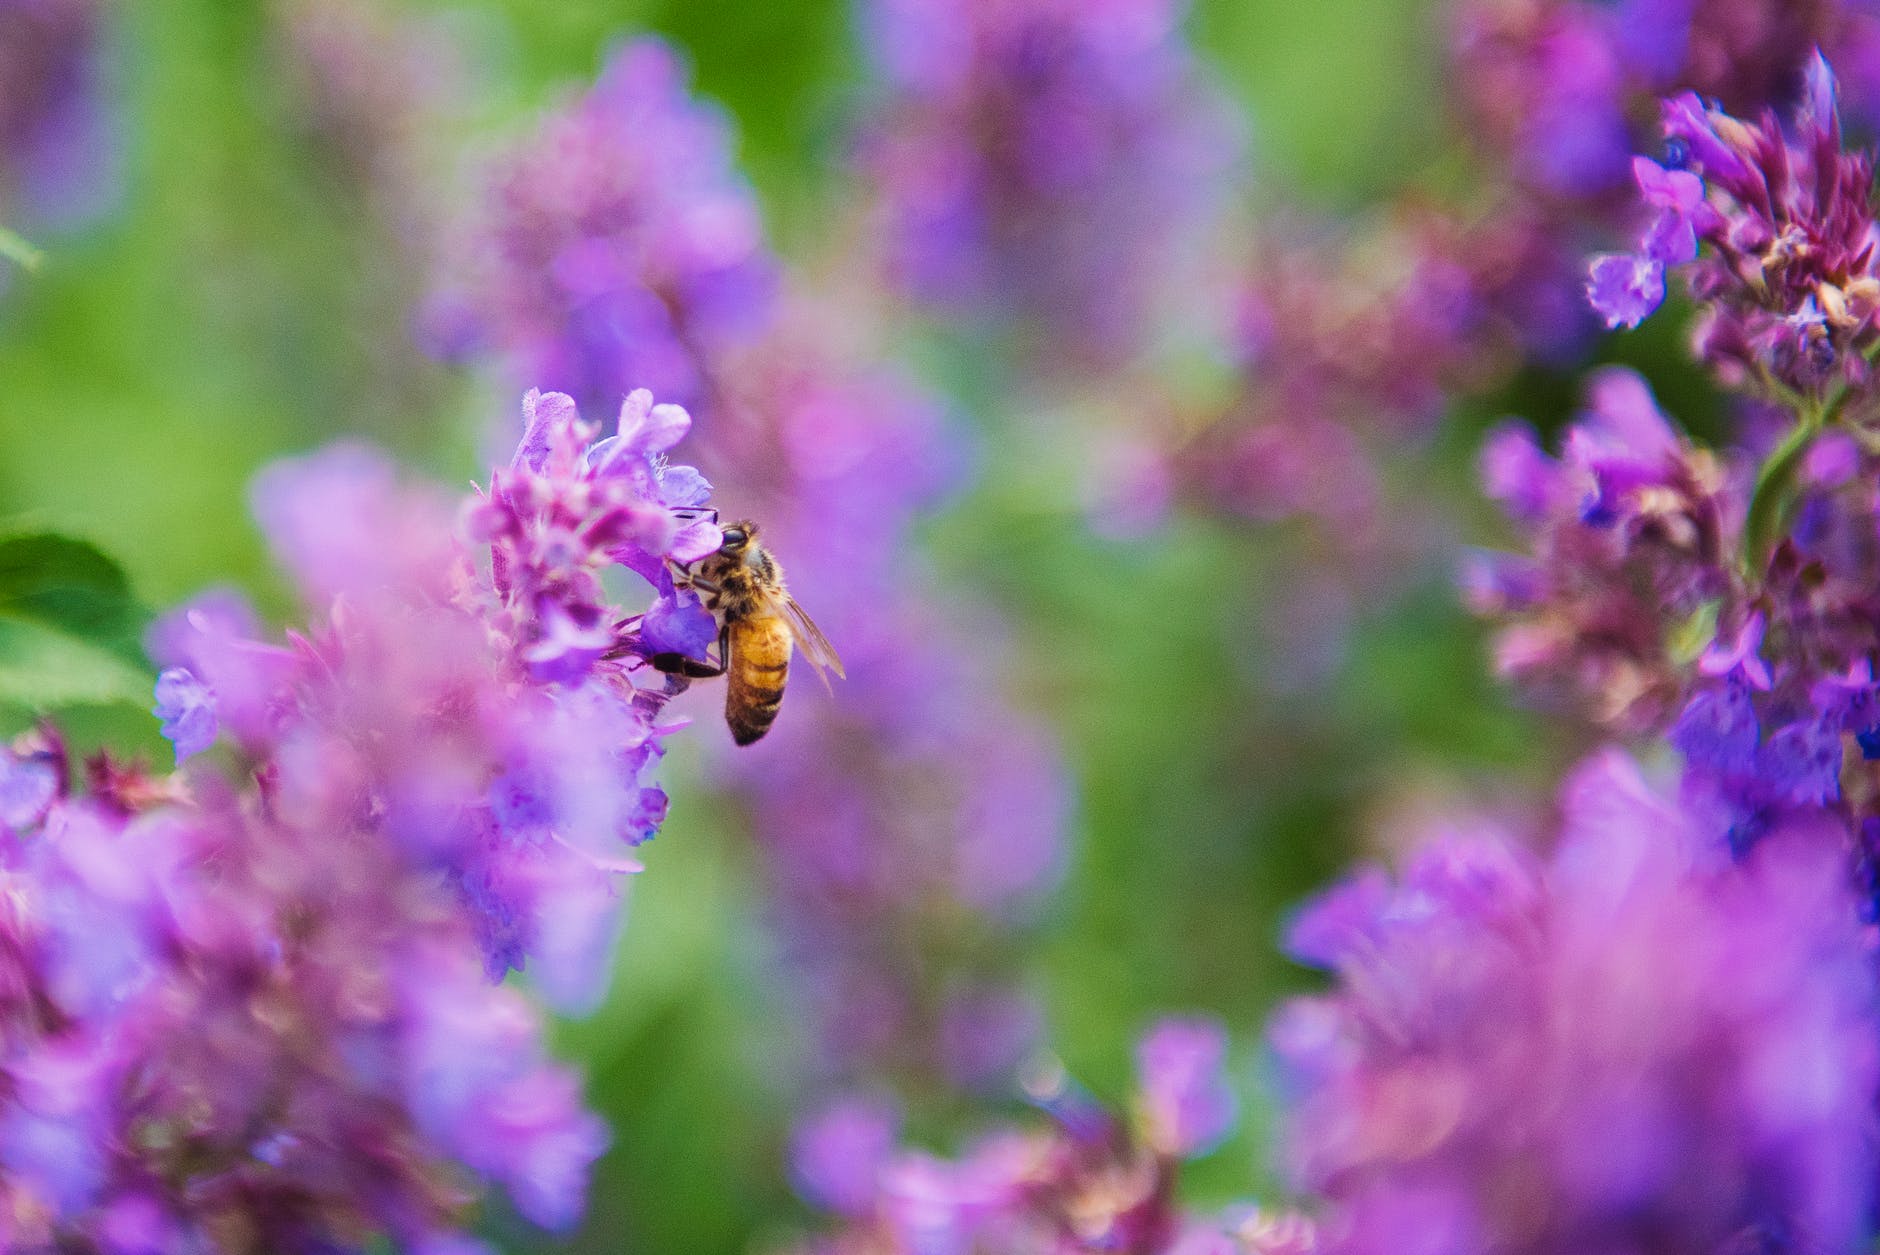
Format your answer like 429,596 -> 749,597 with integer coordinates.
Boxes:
1467,365 -> 1739,731
789,1018 -> 1315,1255
423,38 -> 774,416
0,0 -> 118,230
1589,53 -> 1880,405
1478,56 -> 1880,888
0,390 -> 716,1249
0,730 -> 607,1251
162,389 -> 714,1008
1273,751 -> 1878,1255
1317,38 -> 1880,1255
851,0 -> 1238,362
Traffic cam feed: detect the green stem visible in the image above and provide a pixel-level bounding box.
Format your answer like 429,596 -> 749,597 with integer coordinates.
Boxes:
0,225 -> 43,273
1743,412 -> 1823,567
1741,340 -> 1880,568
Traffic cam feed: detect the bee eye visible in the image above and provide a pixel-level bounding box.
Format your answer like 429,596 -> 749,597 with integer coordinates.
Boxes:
720,527 -> 747,552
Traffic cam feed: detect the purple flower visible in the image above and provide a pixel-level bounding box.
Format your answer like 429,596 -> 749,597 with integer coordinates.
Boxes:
1802,429 -> 1860,487
0,367 -> 746,1251
222,387 -> 716,1008
1136,1017 -> 1237,1159
400,951 -> 610,1232
1670,680 -> 1761,777
1470,367 -> 1737,731
1478,422 -> 1559,522
1586,251 -> 1666,327
145,589 -> 294,751
639,581 -> 717,661
0,1034 -> 113,1218
1697,611 -> 1772,690
0,745 -> 58,835
0,756 -> 612,1250
151,668 -> 216,761
473,389 -> 722,682
521,602 -> 617,686
791,1096 -> 901,1217
252,439 -> 459,608
1633,154 -> 1706,264
1521,17 -> 1632,194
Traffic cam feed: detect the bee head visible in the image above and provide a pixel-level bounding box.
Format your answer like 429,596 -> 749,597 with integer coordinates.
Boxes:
718,519 -> 759,556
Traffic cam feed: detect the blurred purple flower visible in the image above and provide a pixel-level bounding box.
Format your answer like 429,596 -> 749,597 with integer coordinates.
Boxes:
794,1021 -> 1296,1255
0,0 -> 120,231
791,1096 -> 902,1217
1135,1018 -> 1237,1159
427,39 -> 773,417
151,667 -> 216,761
0,745 -> 58,835
854,0 -> 1239,361
652,310 -> 1071,1095
1273,750 -> 1879,1255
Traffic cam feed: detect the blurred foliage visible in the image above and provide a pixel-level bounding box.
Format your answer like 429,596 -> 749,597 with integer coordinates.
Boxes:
0,0 -> 1628,1252
0,529 -> 150,714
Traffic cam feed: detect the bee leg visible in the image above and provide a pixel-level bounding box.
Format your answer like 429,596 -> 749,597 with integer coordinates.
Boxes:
649,654 -> 725,679
648,622 -> 730,679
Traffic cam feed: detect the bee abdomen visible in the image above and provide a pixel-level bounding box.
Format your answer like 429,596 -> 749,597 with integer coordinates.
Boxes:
726,618 -> 793,746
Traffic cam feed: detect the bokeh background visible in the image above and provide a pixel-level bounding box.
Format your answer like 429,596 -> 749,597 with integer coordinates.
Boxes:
0,0 -> 1687,1250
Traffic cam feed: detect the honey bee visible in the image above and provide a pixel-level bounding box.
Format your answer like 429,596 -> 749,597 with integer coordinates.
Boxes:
649,519 -> 844,745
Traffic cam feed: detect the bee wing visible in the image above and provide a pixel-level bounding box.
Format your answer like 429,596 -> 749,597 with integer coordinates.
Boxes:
780,594 -> 846,690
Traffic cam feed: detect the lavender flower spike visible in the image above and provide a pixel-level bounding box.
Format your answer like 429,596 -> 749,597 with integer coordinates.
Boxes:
854,0 -> 1239,360
425,39 -> 774,416
1589,51 -> 1880,392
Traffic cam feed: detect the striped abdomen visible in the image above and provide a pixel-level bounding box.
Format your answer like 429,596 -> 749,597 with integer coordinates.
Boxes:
726,614 -> 792,745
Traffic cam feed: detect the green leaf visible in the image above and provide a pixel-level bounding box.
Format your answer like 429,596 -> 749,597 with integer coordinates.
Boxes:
0,529 -> 152,710
0,529 -> 149,661
0,618 -> 151,709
